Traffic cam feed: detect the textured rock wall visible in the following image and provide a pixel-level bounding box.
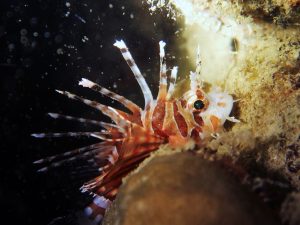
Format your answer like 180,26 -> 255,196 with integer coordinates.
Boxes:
160,0 -> 300,190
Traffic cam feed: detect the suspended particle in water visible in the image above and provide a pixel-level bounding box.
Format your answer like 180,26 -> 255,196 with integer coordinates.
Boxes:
20,28 -> 28,36
22,57 -> 32,68
75,14 -> 86,23
20,36 -> 29,46
6,11 -> 13,18
14,6 -> 21,12
54,34 -> 63,43
30,17 -> 38,26
95,33 -> 101,41
56,48 -> 64,55
44,32 -> 51,39
6,58 -> 12,64
31,41 -> 37,48
82,36 -> 89,43
8,43 -> 15,52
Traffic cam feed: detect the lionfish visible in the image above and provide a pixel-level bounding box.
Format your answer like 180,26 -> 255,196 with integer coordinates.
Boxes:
33,39 -> 239,223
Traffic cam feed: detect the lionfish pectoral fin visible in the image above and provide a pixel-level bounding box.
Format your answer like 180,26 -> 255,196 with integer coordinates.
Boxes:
47,112 -> 102,125
55,90 -> 131,128
115,108 -> 142,126
46,112 -> 127,135
79,78 -> 142,115
33,143 -> 117,173
79,127 -> 163,194
31,131 -> 115,139
119,124 -> 164,159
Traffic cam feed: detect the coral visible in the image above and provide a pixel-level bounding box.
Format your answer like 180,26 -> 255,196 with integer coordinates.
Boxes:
103,152 -> 280,225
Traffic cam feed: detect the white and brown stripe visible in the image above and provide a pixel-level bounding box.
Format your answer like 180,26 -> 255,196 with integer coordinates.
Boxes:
157,41 -> 167,101
84,195 -> 111,224
166,66 -> 178,100
79,78 -> 141,115
113,40 -> 153,108
55,90 -> 130,129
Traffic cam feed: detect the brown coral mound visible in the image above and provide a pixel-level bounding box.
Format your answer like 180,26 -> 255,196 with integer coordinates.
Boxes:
103,152 -> 279,225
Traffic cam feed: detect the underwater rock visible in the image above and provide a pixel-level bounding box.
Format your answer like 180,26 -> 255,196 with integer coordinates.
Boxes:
103,152 -> 279,225
239,0 -> 300,26
281,192 -> 300,225
149,0 -> 300,190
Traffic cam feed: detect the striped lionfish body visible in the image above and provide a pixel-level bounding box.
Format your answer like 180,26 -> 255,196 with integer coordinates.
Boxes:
33,40 -> 239,223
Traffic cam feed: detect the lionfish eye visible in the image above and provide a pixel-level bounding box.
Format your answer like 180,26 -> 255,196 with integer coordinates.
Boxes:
193,100 -> 205,110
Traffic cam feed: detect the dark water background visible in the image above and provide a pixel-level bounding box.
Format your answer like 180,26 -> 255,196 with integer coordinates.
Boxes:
0,1 -> 187,224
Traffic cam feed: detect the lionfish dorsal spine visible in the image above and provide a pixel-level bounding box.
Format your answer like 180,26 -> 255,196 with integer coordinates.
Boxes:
157,41 -> 167,101
166,66 -> 178,100
189,71 -> 198,92
113,40 -> 153,109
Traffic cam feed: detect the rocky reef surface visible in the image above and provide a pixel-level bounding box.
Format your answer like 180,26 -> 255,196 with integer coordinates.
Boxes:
171,0 -> 300,189
103,152 -> 280,225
